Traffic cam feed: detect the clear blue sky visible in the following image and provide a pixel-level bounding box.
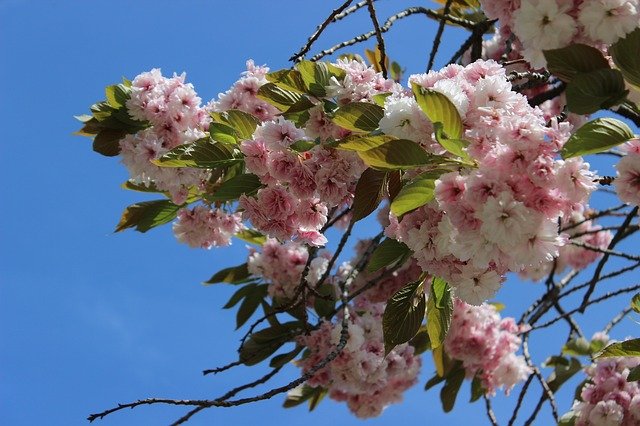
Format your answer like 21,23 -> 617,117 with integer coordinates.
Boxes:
1,1 -> 637,425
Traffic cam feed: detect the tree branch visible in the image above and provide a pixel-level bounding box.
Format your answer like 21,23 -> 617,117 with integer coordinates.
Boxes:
290,0 -> 354,63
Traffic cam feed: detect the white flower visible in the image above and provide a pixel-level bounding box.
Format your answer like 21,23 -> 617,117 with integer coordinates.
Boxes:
379,96 -> 434,144
452,267 -> 502,305
432,78 -> 469,117
513,0 -> 577,67
588,400 -> 624,426
579,0 -> 639,44
479,193 -> 536,252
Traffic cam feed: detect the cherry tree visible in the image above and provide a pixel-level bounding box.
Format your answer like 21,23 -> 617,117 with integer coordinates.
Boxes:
78,1 -> 640,424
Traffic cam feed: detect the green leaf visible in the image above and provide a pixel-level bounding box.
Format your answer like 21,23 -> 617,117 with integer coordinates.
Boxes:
207,173 -> 262,202
204,263 -> 250,285
296,61 -> 337,97
121,180 -> 163,194
284,97 -> 316,115
284,385 -> 327,409
366,238 -> 411,273
562,338 -> 592,357
610,28 -> 640,88
351,168 -> 387,223
427,277 -> 453,349
470,375 -> 484,402
408,327 -> 431,355
628,365 -> 640,382
596,339 -> 640,358
432,345 -> 460,378
372,92 -> 392,107
210,110 -> 260,141
543,44 -> 610,82
289,140 -> 316,152
266,69 -> 308,94
115,199 -> 182,233
558,411 -> 577,426
235,229 -> 267,246
412,83 -> 463,139
155,138 -> 241,168
590,338 -> 607,355
313,284 -> 336,319
382,277 -> 427,355
390,172 -> 437,217
105,83 -> 130,109
358,139 -> 438,170
547,357 -> 582,393
332,102 -> 384,132
632,293 -> 640,314
561,118 -> 635,159
92,129 -> 128,157
566,69 -> 628,115
337,134 -> 396,152
270,346 -> 303,368
223,283 -> 265,309
543,355 -> 569,368
209,122 -> 239,145
240,322 -> 301,366
433,123 -> 472,162
425,372 -> 447,390
257,83 -> 304,110
440,368 -> 465,412
236,289 -> 265,328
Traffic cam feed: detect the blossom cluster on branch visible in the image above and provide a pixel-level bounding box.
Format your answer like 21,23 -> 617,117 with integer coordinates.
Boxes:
78,1 -> 640,424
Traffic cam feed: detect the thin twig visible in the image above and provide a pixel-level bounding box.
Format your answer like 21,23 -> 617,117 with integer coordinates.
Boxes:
508,374 -> 535,426
290,0 -> 354,63
522,337 -> 559,422
333,0 -> 372,22
365,0 -> 388,78
532,284 -> 640,331
603,306 -> 634,334
483,394 -> 499,426
311,7 -> 477,61
580,206 -> 639,312
427,0 -> 453,72
528,82 -> 566,107
570,240 -> 640,262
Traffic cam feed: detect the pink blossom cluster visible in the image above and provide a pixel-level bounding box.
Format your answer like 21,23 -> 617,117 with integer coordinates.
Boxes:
120,69 -> 212,204
295,298 -> 421,418
235,60 -> 402,245
385,60 -> 596,305
521,206 -> 613,280
615,138 -> 640,206
239,139 -> 366,246
445,299 -> 531,395
212,60 -> 280,121
571,351 -> 640,426
328,58 -> 402,105
172,205 -> 243,249
247,238 -> 331,301
479,0 -> 640,68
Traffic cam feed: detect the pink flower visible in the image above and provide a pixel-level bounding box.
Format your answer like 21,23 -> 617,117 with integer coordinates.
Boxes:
257,186 -> 297,221
615,154 -> 640,206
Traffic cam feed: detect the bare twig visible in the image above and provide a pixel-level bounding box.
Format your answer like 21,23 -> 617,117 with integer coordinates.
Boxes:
290,0 -> 354,63
365,0 -> 388,78
483,394 -> 499,426
532,284 -> 640,331
427,0 -> 453,72
508,374 -> 535,426
603,306 -> 634,334
580,206 -> 639,312
311,7 -> 478,61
